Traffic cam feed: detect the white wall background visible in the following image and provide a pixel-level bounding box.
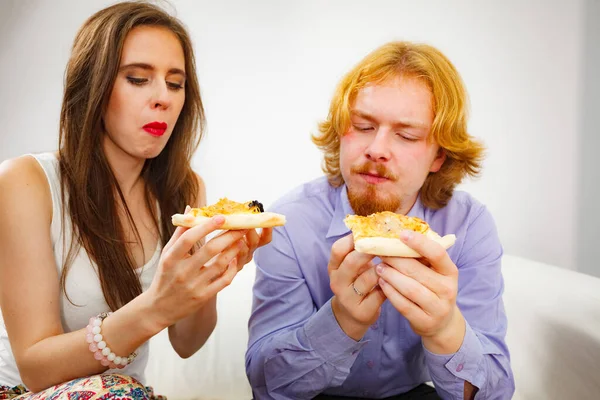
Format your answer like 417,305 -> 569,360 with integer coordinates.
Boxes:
578,0 -> 600,279
0,0 -> 592,276
0,0 -> 590,274
0,0 -> 600,274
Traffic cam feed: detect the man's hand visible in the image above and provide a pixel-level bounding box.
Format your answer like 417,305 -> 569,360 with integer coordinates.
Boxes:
329,234 -> 386,341
376,230 -> 466,354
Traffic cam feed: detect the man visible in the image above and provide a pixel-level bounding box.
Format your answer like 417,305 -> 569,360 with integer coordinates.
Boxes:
245,41 -> 515,400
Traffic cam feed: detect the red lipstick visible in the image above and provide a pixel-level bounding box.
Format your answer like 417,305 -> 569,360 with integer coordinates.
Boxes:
143,121 -> 167,137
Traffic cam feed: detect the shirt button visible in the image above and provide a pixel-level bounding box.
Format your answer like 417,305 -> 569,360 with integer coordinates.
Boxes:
352,350 -> 358,356
456,363 -> 464,372
371,322 -> 378,330
367,360 -> 375,369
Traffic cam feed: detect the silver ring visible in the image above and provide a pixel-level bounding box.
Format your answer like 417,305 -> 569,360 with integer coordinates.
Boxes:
352,281 -> 364,296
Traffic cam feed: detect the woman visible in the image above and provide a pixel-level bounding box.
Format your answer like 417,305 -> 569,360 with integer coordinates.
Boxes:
0,2 -> 271,398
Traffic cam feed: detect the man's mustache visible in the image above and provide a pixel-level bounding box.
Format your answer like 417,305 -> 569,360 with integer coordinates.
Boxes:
351,163 -> 398,181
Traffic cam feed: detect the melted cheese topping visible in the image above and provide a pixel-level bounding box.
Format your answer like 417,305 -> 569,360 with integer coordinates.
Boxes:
344,211 -> 430,240
189,198 -> 262,217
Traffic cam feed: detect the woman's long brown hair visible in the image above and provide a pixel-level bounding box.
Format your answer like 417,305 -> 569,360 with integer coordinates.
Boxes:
58,1 -> 204,310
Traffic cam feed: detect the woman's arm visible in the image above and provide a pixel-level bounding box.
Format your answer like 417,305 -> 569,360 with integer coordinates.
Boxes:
0,156 -> 165,392
166,174 -> 272,358
168,175 -> 218,357
168,296 -> 218,358
0,158 -> 250,391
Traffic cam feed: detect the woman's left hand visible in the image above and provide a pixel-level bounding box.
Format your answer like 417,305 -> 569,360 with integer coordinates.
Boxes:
235,228 -> 273,269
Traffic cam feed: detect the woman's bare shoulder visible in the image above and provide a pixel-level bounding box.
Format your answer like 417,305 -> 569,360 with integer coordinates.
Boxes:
0,155 -> 53,221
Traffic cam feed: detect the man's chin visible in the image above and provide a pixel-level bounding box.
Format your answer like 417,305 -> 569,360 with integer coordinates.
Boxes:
347,186 -> 400,216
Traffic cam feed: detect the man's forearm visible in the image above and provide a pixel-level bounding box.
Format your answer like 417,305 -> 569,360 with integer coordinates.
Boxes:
423,320 -> 514,399
247,299 -> 366,399
331,296 -> 371,341
422,306 -> 466,355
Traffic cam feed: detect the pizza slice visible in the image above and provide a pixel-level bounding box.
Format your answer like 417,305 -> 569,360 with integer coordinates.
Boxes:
344,211 -> 456,258
171,198 -> 286,230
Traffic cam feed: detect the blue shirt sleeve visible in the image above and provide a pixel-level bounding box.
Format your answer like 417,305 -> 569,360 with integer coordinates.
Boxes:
424,206 -> 515,399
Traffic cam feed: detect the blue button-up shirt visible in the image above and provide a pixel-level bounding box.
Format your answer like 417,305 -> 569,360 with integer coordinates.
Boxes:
246,177 -> 514,399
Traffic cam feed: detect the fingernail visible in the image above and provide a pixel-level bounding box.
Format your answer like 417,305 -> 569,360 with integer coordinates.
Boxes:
213,215 -> 225,224
185,205 -> 191,213
376,264 -> 384,274
400,230 -> 413,241
378,277 -> 386,287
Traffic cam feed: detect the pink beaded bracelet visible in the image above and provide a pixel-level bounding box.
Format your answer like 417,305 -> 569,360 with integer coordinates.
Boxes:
85,312 -> 137,370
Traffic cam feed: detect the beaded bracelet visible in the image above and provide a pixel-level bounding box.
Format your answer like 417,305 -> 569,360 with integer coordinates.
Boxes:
85,312 -> 137,369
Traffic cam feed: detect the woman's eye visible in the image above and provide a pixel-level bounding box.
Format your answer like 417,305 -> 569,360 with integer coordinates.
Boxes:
126,77 -> 148,86
167,82 -> 184,91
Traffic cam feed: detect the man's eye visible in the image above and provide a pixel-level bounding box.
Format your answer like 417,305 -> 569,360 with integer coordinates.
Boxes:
397,133 -> 418,142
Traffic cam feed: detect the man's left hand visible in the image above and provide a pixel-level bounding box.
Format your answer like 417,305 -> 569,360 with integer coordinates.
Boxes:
376,229 -> 466,354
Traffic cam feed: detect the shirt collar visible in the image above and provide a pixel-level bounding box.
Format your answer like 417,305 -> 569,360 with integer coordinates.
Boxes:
326,185 -> 354,239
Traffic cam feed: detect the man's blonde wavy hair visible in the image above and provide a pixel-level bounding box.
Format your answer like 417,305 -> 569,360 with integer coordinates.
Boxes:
312,41 -> 485,209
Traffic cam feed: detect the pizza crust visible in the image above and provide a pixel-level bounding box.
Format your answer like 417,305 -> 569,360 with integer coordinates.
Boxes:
171,211 -> 286,230
354,232 -> 456,258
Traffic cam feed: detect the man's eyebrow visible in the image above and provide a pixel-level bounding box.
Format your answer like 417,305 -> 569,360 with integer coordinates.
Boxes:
351,109 -> 428,129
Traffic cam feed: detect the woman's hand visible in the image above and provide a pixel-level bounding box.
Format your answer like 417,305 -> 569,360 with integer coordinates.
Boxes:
235,227 -> 273,270
146,215 -> 247,328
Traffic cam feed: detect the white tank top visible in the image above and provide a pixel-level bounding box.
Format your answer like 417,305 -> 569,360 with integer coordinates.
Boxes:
0,152 -> 161,387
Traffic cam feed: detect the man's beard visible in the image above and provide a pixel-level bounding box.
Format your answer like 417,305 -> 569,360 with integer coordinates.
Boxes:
347,184 -> 401,216
347,162 -> 401,216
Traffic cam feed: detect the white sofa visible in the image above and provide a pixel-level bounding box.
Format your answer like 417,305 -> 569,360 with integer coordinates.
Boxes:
145,255 -> 600,400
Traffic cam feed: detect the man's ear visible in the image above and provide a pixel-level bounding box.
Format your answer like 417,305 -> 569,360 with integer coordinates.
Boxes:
429,148 -> 446,173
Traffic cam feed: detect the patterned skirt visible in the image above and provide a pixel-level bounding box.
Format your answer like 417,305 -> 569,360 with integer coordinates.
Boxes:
0,374 -> 165,400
